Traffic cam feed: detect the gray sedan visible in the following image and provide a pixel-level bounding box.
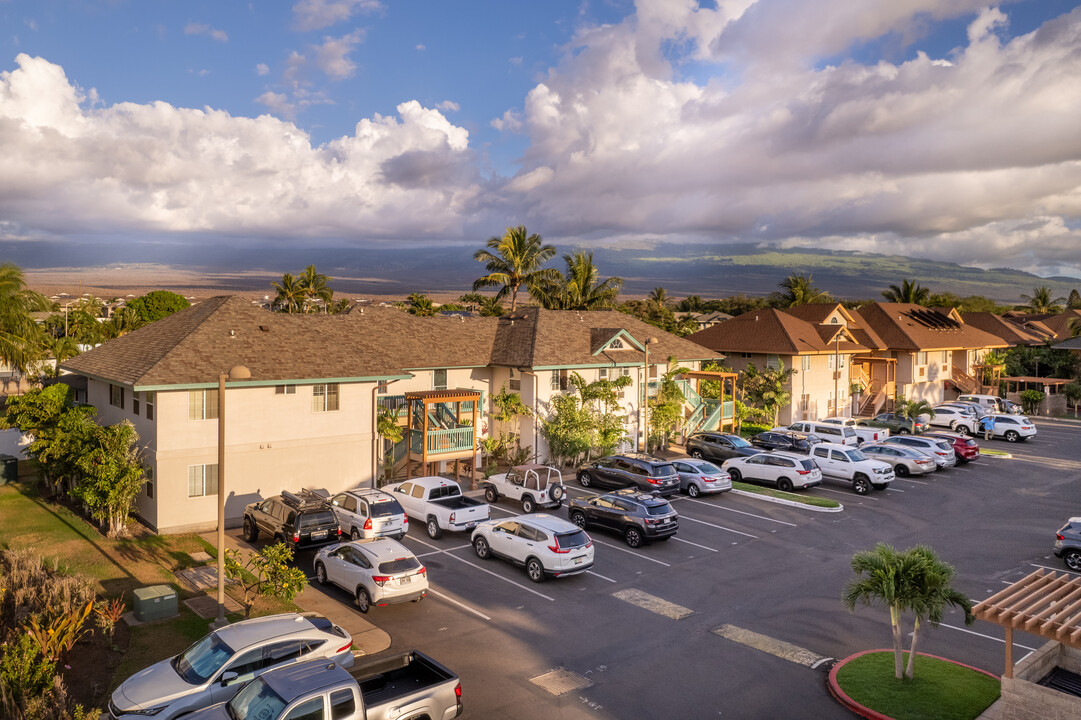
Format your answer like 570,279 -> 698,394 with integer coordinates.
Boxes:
860,443 -> 937,477
672,458 -> 732,497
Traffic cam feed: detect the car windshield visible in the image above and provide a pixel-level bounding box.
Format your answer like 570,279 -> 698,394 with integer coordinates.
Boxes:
645,503 -> 673,516
378,557 -> 421,574
844,449 -> 869,462
555,530 -> 591,548
692,461 -> 723,475
653,464 -> 677,477
726,435 -> 752,448
174,633 -> 234,684
798,459 -> 816,471
369,500 -> 404,518
298,511 -> 336,529
227,677 -> 287,720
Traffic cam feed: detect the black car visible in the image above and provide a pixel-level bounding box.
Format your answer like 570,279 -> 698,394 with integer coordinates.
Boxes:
243,489 -> 342,550
750,430 -> 820,454
568,488 -> 678,548
685,432 -> 761,462
576,453 -> 680,496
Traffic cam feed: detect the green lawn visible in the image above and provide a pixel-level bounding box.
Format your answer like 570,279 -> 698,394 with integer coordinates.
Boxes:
836,651 -> 1000,720
731,480 -> 841,508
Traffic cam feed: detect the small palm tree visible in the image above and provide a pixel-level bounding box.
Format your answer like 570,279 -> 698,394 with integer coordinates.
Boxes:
882,279 -> 931,305
407,293 -> 436,317
478,297 -> 505,317
771,273 -> 831,308
106,307 -> 145,338
272,273 -> 304,313
648,287 -> 669,309
897,398 -> 935,423
473,226 -> 561,312
298,264 -> 334,313
1019,285 -> 1066,314
1068,316 -> 1081,338
458,292 -> 485,312
534,251 -> 624,310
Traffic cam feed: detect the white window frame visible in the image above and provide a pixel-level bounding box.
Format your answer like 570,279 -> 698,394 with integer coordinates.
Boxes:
110,384 -> 124,409
312,383 -> 340,413
433,369 -> 448,391
188,389 -> 218,420
145,391 -> 155,420
187,464 -> 218,498
275,385 -> 297,395
801,356 -> 811,372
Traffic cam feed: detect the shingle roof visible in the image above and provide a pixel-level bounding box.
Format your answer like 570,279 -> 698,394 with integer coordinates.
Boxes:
1038,310 -> 1081,339
960,312 -> 1049,347
687,307 -> 868,355
852,303 -> 1008,352
61,297 -> 715,388
784,303 -> 887,350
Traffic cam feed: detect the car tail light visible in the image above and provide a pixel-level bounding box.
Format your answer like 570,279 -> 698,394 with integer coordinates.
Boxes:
372,575 -> 391,587
417,566 -> 427,576
1022,426 -> 1033,430
547,536 -> 570,554
797,469 -> 810,475
455,682 -> 462,700
1057,533 -> 1065,541
337,527 -> 342,537
449,512 -> 456,523
336,641 -> 353,653
647,477 -> 661,485
363,518 -> 373,530
293,532 -> 300,542
403,515 -> 408,524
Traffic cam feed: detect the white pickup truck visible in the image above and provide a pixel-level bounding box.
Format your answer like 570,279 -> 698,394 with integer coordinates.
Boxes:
184,651 -> 462,720
815,417 -> 890,444
482,464 -> 566,513
386,476 -> 490,539
810,442 -> 895,495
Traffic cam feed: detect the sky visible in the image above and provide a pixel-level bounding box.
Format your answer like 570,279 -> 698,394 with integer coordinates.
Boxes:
1,0 -> 1081,278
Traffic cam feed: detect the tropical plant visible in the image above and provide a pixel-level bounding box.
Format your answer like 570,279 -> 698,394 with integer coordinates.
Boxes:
1019,389 -> 1044,415
1068,289 -> 1081,310
0,263 -> 47,373
490,386 -> 533,459
1019,285 -> 1065,314
677,295 -> 704,312
1067,316 -> 1081,338
770,272 -> 831,308
881,279 -> 931,305
224,543 -> 308,619
472,225 -> 561,311
843,543 -> 973,680
0,384 -> 96,496
457,292 -> 484,312
26,601 -> 94,663
375,406 -> 404,481
71,419 -> 147,537
648,287 -> 669,309
103,306 -> 145,339
540,390 -> 595,467
298,264 -> 334,313
407,293 -> 436,316
41,336 -> 80,378
0,633 -> 57,709
896,399 -> 935,422
532,251 -> 624,310
648,357 -> 692,451
125,290 -> 190,322
93,596 -> 126,638
478,297 -> 505,317
272,272 -> 304,313
1063,381 -> 1081,417
740,362 -> 795,427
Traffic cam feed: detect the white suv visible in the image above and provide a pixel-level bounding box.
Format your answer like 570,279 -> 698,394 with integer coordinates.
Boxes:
927,406 -> 979,435
721,451 -> 823,492
314,538 -> 428,612
330,488 -> 408,540
471,513 -> 594,582
978,413 -> 1038,442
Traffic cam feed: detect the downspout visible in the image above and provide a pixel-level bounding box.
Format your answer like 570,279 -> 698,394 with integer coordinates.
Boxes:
371,378 -> 403,489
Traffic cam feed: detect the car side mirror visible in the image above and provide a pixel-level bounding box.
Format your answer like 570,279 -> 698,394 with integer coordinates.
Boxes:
220,671 -> 239,686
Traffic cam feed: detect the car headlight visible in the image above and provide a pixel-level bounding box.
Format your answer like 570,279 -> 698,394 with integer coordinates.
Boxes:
119,706 -> 168,717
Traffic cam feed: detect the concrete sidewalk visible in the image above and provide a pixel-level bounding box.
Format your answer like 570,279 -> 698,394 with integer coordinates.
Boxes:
197,530 -> 391,657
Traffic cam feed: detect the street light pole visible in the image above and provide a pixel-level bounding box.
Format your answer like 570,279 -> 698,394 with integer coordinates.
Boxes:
642,337 -> 658,453
215,365 -> 250,628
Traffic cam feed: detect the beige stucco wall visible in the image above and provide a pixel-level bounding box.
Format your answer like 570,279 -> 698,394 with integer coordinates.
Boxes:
996,641 -> 1081,720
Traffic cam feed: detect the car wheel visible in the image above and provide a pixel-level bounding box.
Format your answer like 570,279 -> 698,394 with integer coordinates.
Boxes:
853,476 -> 870,495
777,478 -> 794,492
484,486 -> 498,504
522,496 -> 536,514
956,425 -> 969,437
1064,549 -> 1081,572
350,527 -> 360,541
315,563 -> 327,585
426,517 -> 443,540
1005,430 -> 1020,443
690,450 -> 703,459
687,483 -> 701,498
550,485 -> 564,502
243,517 -> 259,543
624,527 -> 644,549
895,464 -> 910,477
472,536 -> 491,560
355,587 -> 371,613
728,468 -> 742,482
526,557 -> 546,583
570,511 -> 587,529
578,471 -> 592,488
898,428 -> 910,435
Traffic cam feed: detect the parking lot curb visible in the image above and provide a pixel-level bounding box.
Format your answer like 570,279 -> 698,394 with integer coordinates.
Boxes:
730,488 -> 843,512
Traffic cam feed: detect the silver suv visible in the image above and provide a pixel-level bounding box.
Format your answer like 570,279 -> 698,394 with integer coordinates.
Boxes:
1054,517 -> 1081,571
330,488 -> 408,540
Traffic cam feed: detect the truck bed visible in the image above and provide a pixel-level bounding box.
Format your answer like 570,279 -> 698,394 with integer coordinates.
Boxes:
429,495 -> 485,511
350,650 -> 457,708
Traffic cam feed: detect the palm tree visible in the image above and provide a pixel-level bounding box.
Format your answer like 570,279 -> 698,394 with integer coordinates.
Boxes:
896,398 -> 935,423
1019,285 -> 1066,314
298,265 -> 334,313
407,293 -> 436,317
43,335 -> 80,377
272,272 -> 304,313
881,279 -> 931,305
533,251 -> 624,310
900,546 -> 974,679
458,292 -> 485,312
104,307 -> 145,338
0,263 -> 46,373
478,297 -> 505,317
677,295 -> 703,312
1068,317 -> 1081,338
473,226 -> 561,312
648,287 -> 669,309
771,273 -> 831,308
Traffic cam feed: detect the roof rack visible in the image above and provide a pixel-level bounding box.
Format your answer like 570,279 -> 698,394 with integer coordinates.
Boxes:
280,489 -> 331,511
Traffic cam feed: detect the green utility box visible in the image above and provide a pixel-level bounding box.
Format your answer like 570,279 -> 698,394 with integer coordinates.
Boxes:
0,455 -> 16,485
133,584 -> 178,622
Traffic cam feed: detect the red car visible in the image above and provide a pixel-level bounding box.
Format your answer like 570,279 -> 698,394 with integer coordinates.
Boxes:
925,432 -> 980,463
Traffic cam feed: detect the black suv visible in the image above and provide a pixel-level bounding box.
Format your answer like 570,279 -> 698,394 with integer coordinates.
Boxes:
243,489 -> 341,550
567,488 -> 678,548
750,430 -> 820,454
576,453 -> 680,496
685,432 -> 761,463
1054,517 -> 1081,571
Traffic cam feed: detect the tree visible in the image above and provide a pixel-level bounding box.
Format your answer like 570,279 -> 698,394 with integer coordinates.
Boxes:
896,398 -> 935,423
458,292 -> 485,312
407,293 -> 436,316
540,391 -> 594,467
126,290 -> 190,323
770,273 -> 831,308
881,279 -> 930,305
272,273 -> 304,313
478,297 -> 505,317
741,362 -> 795,427
1019,285 -> 1066,314
224,543 -> 308,619
533,251 -> 624,310
843,543 -> 973,680
0,262 -> 46,373
1063,381 -> 1081,417
473,225 -> 561,311
71,420 -> 146,537
648,357 -> 692,451
0,384 -> 95,495
648,287 -> 669,309
1068,289 -> 1081,310
298,264 -> 334,313
42,335 -> 80,377
375,406 -> 404,481
103,306 -> 145,339
577,374 -> 633,457
677,295 -> 704,312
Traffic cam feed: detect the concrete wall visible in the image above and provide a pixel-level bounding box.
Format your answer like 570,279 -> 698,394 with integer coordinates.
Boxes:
997,641 -> 1081,720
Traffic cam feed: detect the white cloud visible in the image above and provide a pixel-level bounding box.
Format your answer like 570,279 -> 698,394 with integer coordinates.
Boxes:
25,19 -> 38,32
508,57 -> 523,67
0,54 -> 478,240
255,91 -> 295,116
490,109 -> 523,132
436,100 -> 459,112
313,30 -> 364,80
416,43 -> 426,51
184,23 -> 229,42
292,0 -> 382,32
256,63 -> 270,76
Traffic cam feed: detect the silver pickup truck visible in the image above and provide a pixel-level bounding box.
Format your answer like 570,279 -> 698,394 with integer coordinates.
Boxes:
184,651 -> 462,720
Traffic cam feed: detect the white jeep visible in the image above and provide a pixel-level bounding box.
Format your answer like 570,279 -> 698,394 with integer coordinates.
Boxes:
483,464 -> 566,513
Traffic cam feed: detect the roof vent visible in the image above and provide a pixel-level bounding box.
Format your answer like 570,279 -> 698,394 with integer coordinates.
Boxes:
259,325 -> 269,332
229,329 -> 235,337
360,308 -> 364,314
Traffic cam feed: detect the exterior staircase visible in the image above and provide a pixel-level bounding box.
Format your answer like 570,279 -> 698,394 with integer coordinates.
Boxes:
674,379 -> 732,436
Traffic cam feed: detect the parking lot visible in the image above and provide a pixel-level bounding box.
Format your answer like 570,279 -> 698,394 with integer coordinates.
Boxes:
283,420 -> 1081,719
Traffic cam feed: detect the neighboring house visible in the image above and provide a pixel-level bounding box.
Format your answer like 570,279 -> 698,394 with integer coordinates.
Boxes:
687,305 -> 869,423
692,311 -> 733,331
60,297 -> 716,534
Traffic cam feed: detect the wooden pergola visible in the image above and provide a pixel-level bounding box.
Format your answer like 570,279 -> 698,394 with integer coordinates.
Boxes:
973,569 -> 1081,678
1001,376 -> 1072,394
403,389 -> 480,485
679,370 -> 738,433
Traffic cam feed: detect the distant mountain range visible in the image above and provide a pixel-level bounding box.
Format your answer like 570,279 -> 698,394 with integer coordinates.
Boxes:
8,240 -> 1079,302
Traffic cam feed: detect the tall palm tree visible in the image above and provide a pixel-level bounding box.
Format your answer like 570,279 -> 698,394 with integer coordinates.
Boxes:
298,264 -> 334,313
272,272 -> 304,313
0,263 -> 46,373
881,279 -> 931,305
104,307 -> 145,339
473,226 -> 561,312
900,546 -> 973,679
43,335 -> 80,377
771,272 -> 831,308
1019,285 -> 1066,314
533,251 -> 624,310
648,287 -> 669,309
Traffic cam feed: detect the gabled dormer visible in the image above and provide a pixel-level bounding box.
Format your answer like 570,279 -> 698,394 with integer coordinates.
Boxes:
590,328 -> 646,355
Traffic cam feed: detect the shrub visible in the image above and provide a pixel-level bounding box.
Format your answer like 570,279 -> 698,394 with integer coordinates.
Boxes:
0,550 -> 95,634
0,633 -> 56,708
1019,389 -> 1044,415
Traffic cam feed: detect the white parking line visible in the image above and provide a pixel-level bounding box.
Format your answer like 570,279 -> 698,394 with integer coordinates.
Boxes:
672,536 -> 719,552
1031,563 -> 1081,578
885,487 -> 904,492
591,537 -> 671,566
415,545 -> 469,557
679,514 -> 759,539
671,496 -> 797,526
404,535 -> 557,601
814,487 -> 875,501
427,587 -> 492,621
939,622 -> 1038,653
587,570 -> 618,583
895,477 -> 929,485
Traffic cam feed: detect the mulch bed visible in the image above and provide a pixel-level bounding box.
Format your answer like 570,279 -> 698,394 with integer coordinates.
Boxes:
61,622 -> 131,712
